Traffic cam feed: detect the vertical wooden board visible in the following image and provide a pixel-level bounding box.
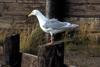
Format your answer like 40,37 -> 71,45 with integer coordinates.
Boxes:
0,23 -> 12,29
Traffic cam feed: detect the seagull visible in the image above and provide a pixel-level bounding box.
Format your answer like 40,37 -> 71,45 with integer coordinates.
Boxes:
28,9 -> 79,45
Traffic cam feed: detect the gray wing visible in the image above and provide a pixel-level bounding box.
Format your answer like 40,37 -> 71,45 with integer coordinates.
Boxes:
43,18 -> 70,29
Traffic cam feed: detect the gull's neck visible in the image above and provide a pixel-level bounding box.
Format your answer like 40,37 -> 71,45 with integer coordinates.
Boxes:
35,11 -> 48,25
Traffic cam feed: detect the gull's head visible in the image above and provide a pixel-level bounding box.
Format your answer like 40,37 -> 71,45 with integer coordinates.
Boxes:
28,10 -> 40,17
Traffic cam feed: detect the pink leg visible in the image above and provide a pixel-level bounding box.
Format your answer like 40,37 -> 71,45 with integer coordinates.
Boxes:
50,36 -> 54,44
47,36 -> 54,46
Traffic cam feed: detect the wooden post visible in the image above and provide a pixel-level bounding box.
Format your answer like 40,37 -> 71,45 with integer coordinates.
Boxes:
38,41 -> 65,67
45,0 -> 66,41
46,0 -> 66,21
3,34 -> 21,67
38,0 -> 67,67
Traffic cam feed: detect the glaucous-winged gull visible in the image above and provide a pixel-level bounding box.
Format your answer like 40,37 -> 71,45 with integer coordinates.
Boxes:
28,10 -> 79,45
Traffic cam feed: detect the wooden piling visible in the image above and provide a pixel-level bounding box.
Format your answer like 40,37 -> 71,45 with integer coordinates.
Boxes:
38,41 -> 65,67
46,0 -> 66,21
38,0 -> 67,67
3,34 -> 21,67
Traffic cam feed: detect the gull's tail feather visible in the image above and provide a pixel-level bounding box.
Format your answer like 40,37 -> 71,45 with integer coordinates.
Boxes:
71,24 -> 79,28
64,24 -> 79,29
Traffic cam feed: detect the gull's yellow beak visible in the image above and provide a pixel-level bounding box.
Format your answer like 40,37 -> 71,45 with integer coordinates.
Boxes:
28,13 -> 32,17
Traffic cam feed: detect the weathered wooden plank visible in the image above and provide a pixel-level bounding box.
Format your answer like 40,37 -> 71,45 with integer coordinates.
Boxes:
0,3 -> 4,14
88,0 -> 100,3
2,3 -> 45,16
66,0 -> 100,3
65,4 -> 100,16
66,0 -> 87,3
0,23 -> 12,29
0,0 -> 16,2
17,0 -> 45,3
13,16 -> 27,23
0,16 -> 13,23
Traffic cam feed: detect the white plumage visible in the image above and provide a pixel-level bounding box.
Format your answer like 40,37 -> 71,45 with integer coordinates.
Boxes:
28,9 -> 79,44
